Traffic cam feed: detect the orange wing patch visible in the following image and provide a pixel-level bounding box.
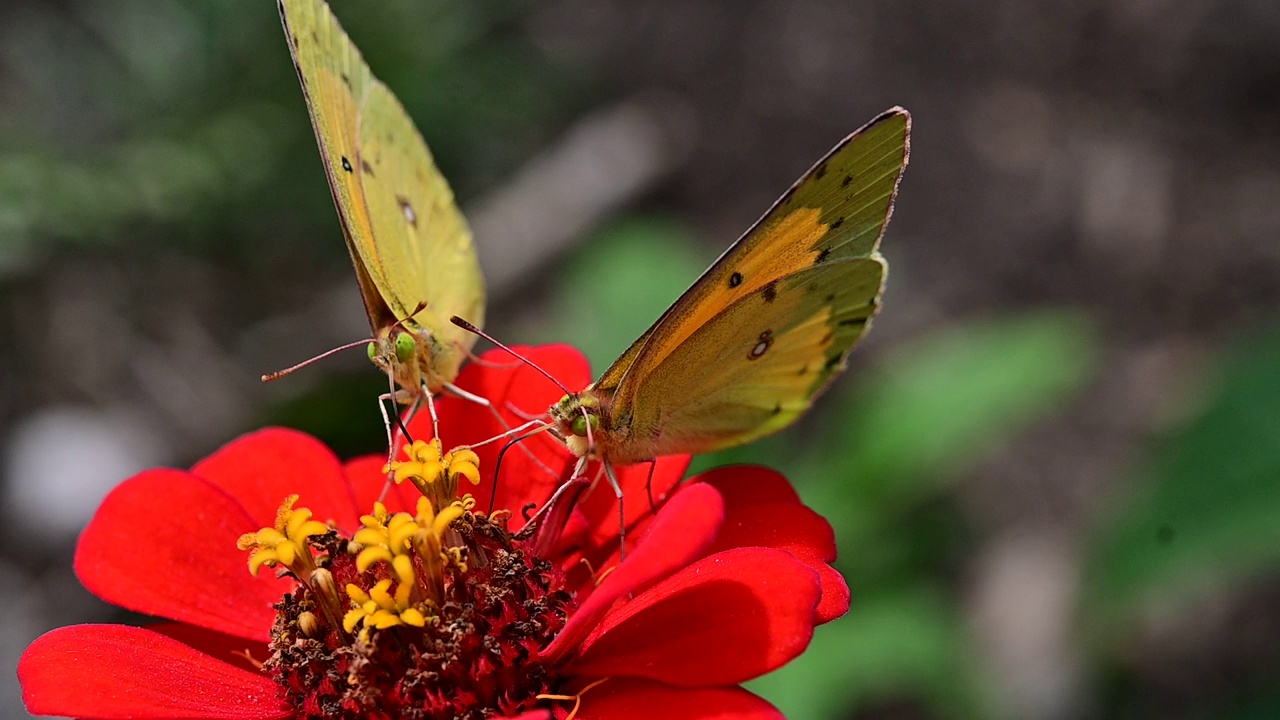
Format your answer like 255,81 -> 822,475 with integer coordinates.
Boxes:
621,207 -> 832,376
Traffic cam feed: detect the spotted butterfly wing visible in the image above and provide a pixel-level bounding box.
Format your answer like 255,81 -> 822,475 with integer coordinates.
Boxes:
554,108 -> 909,464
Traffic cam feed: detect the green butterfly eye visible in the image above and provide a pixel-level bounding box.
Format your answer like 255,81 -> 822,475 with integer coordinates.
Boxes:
570,412 -> 599,437
394,332 -> 416,363
366,342 -> 378,361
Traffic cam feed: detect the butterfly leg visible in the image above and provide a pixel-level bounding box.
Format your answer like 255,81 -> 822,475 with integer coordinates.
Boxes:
504,401 -> 545,422
420,383 -> 440,440
377,391 -> 396,460
603,461 -> 627,562
460,343 -> 524,370
644,459 -> 659,515
442,381 -> 560,481
375,381 -> 423,505
466,419 -> 548,449
525,456 -> 589,529
375,391 -> 402,505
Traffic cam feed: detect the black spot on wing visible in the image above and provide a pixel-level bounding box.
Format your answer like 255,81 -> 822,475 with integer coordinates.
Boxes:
824,294 -> 835,302
341,73 -> 352,89
815,248 -> 831,264
762,281 -> 777,302
829,217 -> 844,229
814,162 -> 828,179
729,272 -> 743,288
341,156 -> 353,173
772,403 -> 783,415
838,318 -> 868,327
361,160 -> 375,176
841,175 -> 853,187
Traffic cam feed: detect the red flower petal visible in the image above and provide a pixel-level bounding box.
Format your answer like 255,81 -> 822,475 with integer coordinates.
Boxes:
576,678 -> 783,720
149,622 -> 270,675
345,454 -> 420,516
192,428 -> 360,531
76,469 -> 287,642
500,712 -> 551,720
694,465 -> 800,508
574,455 -> 691,557
568,547 -> 821,686
709,503 -> 849,623
19,624 -> 288,719
540,483 -> 725,665
422,345 -> 589,521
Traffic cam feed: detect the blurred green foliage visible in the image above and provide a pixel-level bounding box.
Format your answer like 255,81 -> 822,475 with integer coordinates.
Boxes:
753,585 -> 988,720
1087,326 -> 1280,622
0,0 -> 582,265
545,217 -> 710,368
742,314 -> 1098,720
1083,324 -> 1280,713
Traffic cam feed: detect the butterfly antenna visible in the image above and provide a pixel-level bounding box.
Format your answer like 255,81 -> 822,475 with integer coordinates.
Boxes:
489,423 -> 554,515
261,338 -> 373,382
391,301 -> 431,331
450,316 -> 596,455
450,316 -> 574,397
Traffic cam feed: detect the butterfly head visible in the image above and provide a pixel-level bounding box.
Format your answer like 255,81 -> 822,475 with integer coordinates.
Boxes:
550,391 -> 604,458
367,326 -> 438,395
367,330 -> 417,366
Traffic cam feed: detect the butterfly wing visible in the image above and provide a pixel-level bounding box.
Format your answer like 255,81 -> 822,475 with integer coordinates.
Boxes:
609,256 -> 885,460
598,108 -> 909,460
278,0 -> 484,382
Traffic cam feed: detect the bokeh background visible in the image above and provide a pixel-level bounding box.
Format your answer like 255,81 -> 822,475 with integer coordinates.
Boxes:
3,1 -> 1280,718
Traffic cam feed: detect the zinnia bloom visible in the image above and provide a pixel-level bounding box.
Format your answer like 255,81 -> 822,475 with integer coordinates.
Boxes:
19,345 -> 849,719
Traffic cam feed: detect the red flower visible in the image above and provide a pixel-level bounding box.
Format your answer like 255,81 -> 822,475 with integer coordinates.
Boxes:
19,345 -> 849,720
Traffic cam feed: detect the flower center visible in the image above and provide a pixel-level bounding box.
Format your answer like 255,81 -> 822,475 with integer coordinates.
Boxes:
238,445 -> 576,719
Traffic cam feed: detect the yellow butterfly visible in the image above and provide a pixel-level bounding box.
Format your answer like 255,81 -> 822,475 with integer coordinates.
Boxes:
276,0 -> 485,424
542,108 -> 910,508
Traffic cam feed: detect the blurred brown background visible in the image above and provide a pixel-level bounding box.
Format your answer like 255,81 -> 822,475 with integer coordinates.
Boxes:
2,1 -> 1279,718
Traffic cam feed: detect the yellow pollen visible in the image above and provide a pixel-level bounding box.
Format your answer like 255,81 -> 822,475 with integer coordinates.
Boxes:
237,495 -> 328,578
343,577 -> 429,632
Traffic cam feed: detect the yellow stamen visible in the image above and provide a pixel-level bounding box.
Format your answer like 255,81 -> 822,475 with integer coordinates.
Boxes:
342,494 -> 472,629
343,577 -> 429,632
383,439 -> 484,506
236,495 -> 328,578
